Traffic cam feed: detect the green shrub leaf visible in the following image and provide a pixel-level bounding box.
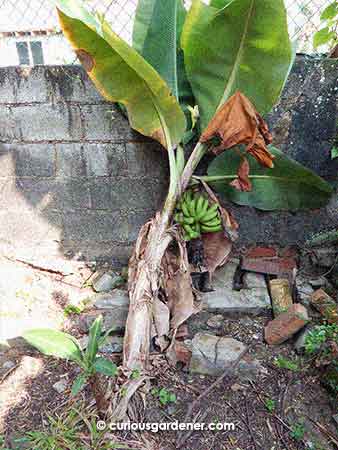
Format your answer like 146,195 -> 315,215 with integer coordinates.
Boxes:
93,357 -> 118,377
207,146 -> 333,211
181,0 -> 293,130
54,0 -> 186,148
313,27 -> 336,48
22,329 -> 83,363
71,373 -> 88,396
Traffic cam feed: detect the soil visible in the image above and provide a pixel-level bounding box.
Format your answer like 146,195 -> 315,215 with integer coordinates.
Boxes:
0,257 -> 337,450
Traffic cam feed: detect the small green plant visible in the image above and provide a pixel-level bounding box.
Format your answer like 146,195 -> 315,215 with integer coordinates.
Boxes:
151,387 -> 177,406
264,398 -> 276,413
64,299 -> 91,317
23,316 -> 117,412
313,1 -> 338,51
290,421 -> 305,441
305,324 -> 338,355
275,356 -> 300,372
131,369 -> 141,379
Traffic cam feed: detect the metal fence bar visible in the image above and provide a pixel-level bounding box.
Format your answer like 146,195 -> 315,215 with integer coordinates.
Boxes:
0,0 -> 333,67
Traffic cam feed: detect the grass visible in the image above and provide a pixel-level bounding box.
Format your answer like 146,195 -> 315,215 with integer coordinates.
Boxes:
2,402 -> 139,450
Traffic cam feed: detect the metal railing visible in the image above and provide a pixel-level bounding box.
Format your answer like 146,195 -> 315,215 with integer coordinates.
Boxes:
0,0 -> 333,67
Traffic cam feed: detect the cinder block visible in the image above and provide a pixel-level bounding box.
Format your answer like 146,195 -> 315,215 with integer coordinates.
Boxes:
0,67 -> 48,104
56,142 -> 127,177
0,143 -> 55,177
63,211 -> 128,242
45,66 -> 105,103
82,104 -> 132,140
127,210 -> 156,242
125,141 -> 168,177
11,104 -> 82,141
0,106 -> 19,140
0,178 -> 90,211
89,178 -> 156,211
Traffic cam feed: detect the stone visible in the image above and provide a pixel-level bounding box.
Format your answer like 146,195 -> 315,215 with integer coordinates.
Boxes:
308,276 -> 329,288
202,262 -> 271,315
92,272 -> 124,293
294,325 -> 314,352
206,314 -> 224,328
333,414 -> 338,426
52,378 -> 68,394
93,290 -> 129,309
100,336 -> 124,354
264,303 -> 309,345
79,308 -> 128,333
189,333 -> 247,376
1,360 -> 15,370
242,272 -> 267,289
296,275 -> 314,303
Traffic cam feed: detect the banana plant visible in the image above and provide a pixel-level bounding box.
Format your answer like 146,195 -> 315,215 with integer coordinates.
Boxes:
23,316 -> 117,412
52,0 -> 332,386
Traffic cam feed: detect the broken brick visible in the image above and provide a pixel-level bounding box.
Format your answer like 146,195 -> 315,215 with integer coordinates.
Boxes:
310,289 -> 338,324
241,257 -> 297,276
270,279 -> 293,317
245,247 -> 277,258
264,304 -> 309,345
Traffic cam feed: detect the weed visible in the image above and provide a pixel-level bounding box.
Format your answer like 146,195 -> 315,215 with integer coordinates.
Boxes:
151,387 -> 177,406
304,324 -> 338,355
275,356 -> 300,372
264,397 -> 276,413
290,421 -> 305,441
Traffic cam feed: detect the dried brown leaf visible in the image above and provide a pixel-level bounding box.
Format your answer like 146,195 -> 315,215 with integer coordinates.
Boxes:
202,231 -> 232,274
166,340 -> 192,367
200,91 -> 274,168
230,157 -> 252,192
162,246 -> 196,330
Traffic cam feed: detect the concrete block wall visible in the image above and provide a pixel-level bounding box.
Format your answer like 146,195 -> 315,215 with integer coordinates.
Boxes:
0,66 -> 168,263
0,57 -> 337,264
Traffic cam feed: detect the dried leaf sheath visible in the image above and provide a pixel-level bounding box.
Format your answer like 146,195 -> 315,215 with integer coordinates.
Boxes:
123,214 -> 173,370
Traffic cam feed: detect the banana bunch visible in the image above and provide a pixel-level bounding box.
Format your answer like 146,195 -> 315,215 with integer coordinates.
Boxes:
174,190 -> 223,241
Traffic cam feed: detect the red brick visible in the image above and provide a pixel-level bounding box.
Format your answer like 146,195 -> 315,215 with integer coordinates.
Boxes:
264,304 -> 309,345
241,257 -> 297,275
245,246 -> 277,258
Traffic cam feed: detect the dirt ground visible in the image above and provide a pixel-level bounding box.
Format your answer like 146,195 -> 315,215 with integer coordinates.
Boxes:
0,256 -> 337,450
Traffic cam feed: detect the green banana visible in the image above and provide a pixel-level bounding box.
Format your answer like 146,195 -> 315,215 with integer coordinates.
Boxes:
201,224 -> 223,233
174,190 -> 223,239
181,201 -> 190,217
196,198 -> 209,220
183,216 -> 194,225
202,217 -> 222,228
201,204 -> 219,222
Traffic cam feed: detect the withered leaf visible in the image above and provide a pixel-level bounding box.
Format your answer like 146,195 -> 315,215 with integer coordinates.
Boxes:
202,231 -> 232,275
200,91 -> 274,168
230,157 -> 252,192
162,248 -> 196,330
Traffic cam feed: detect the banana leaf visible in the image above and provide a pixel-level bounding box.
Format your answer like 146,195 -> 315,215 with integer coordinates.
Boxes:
54,0 -> 186,149
132,0 -> 195,133
207,146 -> 333,211
181,0 -> 293,131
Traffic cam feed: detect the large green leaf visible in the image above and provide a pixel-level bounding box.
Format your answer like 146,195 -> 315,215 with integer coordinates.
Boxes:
132,0 -> 194,129
23,329 -> 83,363
181,0 -> 293,130
207,146 -> 333,211
54,0 -> 186,148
